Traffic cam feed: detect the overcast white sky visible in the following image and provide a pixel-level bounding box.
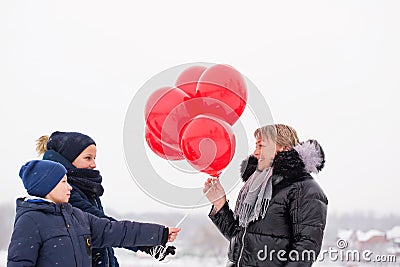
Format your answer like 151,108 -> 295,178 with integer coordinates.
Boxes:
1,1 -> 399,219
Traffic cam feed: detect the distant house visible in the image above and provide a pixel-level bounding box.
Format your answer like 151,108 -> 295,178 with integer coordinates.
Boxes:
355,229 -> 388,251
337,229 -> 388,251
334,227 -> 400,265
337,226 -> 400,257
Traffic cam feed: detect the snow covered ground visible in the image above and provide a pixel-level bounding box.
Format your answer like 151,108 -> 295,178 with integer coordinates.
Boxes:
113,248 -> 227,267
1,249 -> 395,267
0,251 -> 5,267
0,249 -> 228,267
0,249 -> 227,267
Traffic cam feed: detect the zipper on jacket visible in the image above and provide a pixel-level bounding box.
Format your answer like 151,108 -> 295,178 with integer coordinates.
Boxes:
94,197 -> 100,208
237,227 -> 247,267
93,197 -> 111,267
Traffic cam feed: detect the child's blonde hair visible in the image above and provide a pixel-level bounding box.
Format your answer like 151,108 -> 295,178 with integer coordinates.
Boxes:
36,135 -> 50,155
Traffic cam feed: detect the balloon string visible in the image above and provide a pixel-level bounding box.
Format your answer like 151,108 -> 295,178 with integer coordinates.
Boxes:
174,179 -> 218,228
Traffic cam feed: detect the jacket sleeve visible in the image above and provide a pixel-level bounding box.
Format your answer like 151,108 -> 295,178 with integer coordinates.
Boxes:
86,212 -> 167,248
69,191 -> 140,253
69,190 -> 139,252
284,182 -> 328,267
209,201 -> 240,241
7,215 -> 41,267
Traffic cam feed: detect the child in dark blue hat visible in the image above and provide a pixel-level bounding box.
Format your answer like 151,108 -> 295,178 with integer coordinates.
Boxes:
8,159 -> 180,267
36,131 -> 177,265
19,160 -> 70,202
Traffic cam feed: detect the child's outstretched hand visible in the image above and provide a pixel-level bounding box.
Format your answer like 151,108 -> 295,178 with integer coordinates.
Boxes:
168,227 -> 181,242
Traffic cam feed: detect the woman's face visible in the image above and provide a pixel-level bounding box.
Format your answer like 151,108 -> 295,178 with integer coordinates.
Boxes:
253,137 -> 286,171
72,144 -> 97,169
253,137 -> 276,171
45,175 -> 72,204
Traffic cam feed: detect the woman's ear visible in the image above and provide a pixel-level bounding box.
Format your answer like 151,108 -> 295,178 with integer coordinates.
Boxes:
276,144 -> 288,153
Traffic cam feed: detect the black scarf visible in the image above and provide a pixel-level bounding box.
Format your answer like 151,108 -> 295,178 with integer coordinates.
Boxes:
67,168 -> 104,197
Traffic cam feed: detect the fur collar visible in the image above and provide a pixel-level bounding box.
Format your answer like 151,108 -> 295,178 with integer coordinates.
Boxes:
240,139 -> 325,182
240,154 -> 258,181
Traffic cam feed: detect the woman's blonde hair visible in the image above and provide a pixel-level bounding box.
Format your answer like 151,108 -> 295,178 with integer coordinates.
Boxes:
254,124 -> 299,149
36,135 -> 50,155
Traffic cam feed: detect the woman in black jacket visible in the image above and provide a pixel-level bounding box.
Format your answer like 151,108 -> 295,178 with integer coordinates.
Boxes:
36,131 -> 179,266
204,124 -> 327,266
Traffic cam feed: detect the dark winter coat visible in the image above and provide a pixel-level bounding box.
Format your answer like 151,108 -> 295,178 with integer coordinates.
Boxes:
42,149 -> 136,267
69,183 -> 138,266
7,198 -> 166,267
209,140 -> 328,267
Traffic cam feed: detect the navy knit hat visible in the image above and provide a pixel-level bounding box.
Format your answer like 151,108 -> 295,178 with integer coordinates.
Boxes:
46,131 -> 96,163
19,160 -> 67,198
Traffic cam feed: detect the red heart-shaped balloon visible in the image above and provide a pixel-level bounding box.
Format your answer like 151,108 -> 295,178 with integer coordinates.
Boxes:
179,115 -> 236,177
145,87 -> 190,151
175,66 -> 207,97
144,64 -> 246,172
196,64 -> 247,125
145,126 -> 184,160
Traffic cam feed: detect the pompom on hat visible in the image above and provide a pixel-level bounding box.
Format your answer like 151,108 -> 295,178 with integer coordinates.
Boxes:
19,160 -> 67,198
46,131 -> 96,163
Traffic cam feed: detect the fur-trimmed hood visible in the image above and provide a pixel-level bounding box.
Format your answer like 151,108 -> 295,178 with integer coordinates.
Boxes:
240,139 -> 325,182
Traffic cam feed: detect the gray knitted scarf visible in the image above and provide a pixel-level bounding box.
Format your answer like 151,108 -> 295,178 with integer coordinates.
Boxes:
234,167 -> 274,227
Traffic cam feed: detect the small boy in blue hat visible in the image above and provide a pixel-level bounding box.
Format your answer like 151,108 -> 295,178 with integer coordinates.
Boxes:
7,160 -> 180,267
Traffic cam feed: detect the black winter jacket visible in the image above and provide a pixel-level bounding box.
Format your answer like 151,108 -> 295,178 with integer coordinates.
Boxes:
7,198 -> 166,267
209,140 -> 328,267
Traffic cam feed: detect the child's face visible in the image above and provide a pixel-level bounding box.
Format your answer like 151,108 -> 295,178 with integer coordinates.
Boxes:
45,175 -> 72,204
72,144 -> 97,169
